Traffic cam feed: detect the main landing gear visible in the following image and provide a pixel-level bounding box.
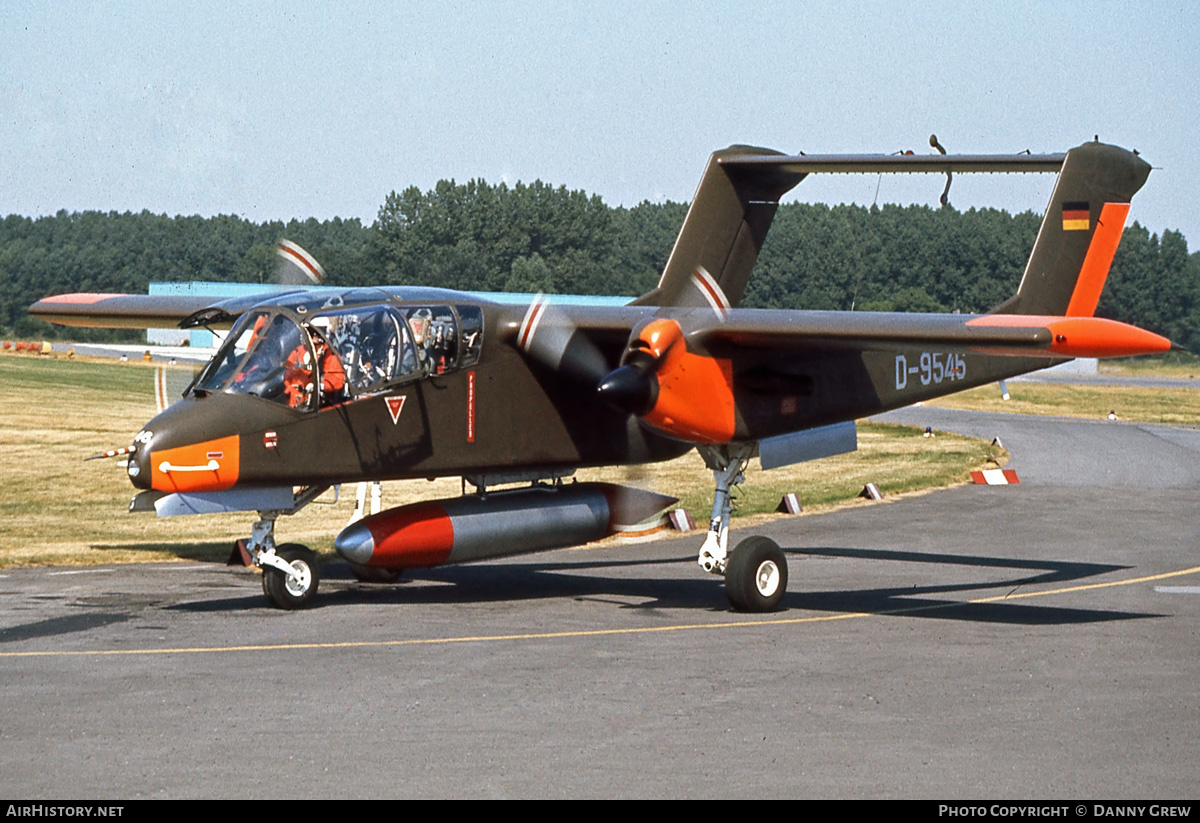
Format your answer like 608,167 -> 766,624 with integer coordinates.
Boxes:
697,445 -> 789,613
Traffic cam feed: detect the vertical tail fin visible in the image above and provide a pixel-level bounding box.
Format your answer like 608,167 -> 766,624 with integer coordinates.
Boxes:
631,146 -> 806,309
993,140 -> 1151,317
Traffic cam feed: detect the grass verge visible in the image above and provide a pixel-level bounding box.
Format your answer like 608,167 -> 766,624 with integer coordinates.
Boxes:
926,380 -> 1200,425
1098,352 -> 1200,379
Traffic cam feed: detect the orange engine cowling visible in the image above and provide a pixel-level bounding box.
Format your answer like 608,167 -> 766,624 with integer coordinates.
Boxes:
597,318 -> 735,443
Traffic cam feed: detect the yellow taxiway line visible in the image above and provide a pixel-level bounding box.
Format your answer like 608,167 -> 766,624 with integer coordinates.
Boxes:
3,565 -> 1198,660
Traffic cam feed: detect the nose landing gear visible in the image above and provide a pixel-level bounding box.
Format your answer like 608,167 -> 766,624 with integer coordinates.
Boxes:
261,543 -> 321,610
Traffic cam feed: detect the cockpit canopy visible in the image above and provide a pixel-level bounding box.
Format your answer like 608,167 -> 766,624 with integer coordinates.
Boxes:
190,303 -> 482,411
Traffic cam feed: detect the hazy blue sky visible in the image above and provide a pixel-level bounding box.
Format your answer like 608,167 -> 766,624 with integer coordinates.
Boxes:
3,1 -> 1197,246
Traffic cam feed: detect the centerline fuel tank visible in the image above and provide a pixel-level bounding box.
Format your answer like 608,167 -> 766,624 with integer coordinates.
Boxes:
334,482 -> 677,569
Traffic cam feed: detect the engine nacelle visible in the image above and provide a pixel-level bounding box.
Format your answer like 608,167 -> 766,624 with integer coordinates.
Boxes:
598,318 -> 736,443
334,482 -> 677,569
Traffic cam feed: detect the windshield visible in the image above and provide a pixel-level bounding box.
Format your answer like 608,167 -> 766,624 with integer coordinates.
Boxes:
192,311 -> 315,409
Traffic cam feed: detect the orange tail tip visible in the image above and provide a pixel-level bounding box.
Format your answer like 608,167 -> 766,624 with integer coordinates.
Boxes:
1044,316 -> 1171,357
968,314 -> 1171,358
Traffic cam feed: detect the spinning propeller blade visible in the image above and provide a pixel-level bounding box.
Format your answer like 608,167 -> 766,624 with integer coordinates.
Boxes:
598,270 -> 737,442
274,240 -> 326,286
515,293 -> 612,384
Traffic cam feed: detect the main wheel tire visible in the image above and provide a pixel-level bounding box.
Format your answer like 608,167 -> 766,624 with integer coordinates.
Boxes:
347,562 -> 403,584
262,543 -> 321,610
725,536 -> 788,613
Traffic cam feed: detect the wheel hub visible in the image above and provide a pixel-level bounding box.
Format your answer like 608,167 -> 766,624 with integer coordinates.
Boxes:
755,560 -> 780,597
284,561 -> 312,596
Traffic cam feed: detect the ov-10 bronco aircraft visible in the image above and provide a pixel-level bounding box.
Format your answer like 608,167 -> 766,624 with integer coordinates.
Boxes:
31,138 -> 1171,612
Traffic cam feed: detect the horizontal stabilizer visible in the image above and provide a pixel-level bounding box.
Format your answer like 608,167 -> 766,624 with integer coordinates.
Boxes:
721,153 -> 1065,175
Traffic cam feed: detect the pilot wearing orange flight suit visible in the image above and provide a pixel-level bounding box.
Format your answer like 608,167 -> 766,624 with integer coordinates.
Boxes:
284,338 -> 346,409
282,344 -> 313,408
318,340 -> 346,404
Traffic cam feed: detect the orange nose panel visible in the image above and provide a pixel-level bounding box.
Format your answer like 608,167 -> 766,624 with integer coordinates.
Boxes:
150,435 -> 241,492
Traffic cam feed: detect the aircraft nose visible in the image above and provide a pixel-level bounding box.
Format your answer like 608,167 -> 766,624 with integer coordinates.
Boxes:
125,441 -> 153,490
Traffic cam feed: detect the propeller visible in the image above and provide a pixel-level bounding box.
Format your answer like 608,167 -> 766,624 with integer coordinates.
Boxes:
596,357 -> 657,416
514,271 -> 737,444
597,270 -> 737,443
515,293 -> 611,384
274,239 -> 326,286
596,323 -> 663,416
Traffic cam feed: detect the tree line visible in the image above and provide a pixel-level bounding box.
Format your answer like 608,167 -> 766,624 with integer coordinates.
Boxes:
3,180 -> 1197,350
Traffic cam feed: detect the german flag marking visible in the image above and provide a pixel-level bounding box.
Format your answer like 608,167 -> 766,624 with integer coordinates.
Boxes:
1062,201 -> 1090,231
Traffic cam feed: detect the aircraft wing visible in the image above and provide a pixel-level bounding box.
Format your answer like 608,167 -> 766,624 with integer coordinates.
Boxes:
535,303 -> 1172,361
689,308 -> 1170,360
28,288 -> 341,330
28,293 -> 232,329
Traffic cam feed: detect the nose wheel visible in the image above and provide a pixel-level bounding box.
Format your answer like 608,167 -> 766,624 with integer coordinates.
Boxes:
261,543 -> 321,609
724,536 -> 788,612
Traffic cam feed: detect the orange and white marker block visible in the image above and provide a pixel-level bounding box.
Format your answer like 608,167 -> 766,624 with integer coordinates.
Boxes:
777,493 -> 803,514
669,509 -> 696,532
970,469 -> 1020,485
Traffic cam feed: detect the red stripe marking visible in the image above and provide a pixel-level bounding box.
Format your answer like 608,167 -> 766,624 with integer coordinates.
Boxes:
518,298 -> 546,351
278,244 -> 322,281
692,269 -> 729,311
